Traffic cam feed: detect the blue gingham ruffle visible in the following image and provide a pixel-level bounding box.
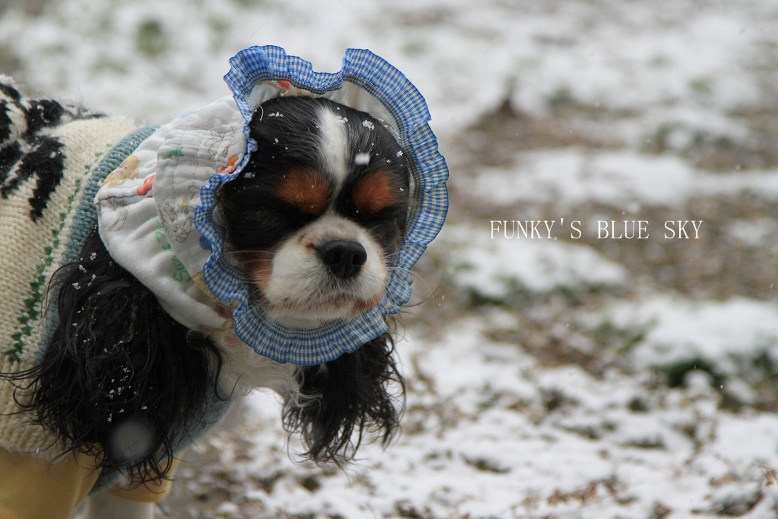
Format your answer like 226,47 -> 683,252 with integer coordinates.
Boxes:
194,45 -> 448,365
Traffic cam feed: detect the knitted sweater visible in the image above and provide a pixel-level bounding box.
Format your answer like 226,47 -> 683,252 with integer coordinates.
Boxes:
0,78 -> 143,460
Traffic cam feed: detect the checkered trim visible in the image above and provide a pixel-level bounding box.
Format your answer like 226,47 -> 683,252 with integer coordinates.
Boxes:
194,45 -> 448,365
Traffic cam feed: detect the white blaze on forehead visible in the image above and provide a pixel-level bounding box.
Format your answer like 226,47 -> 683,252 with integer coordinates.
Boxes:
317,106 -> 350,187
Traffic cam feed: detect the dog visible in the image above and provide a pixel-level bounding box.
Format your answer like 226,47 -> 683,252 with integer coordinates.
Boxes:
0,46 -> 448,519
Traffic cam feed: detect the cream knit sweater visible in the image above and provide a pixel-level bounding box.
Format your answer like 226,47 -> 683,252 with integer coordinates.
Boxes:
0,78 -> 142,460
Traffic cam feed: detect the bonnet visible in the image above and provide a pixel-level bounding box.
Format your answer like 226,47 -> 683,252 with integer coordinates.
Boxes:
96,45 -> 448,365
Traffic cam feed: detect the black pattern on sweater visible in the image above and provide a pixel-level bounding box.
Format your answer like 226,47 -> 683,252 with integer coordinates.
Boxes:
0,80 -> 103,220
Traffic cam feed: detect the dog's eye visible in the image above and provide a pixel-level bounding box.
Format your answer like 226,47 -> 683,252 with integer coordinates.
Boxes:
351,170 -> 404,216
341,170 -> 410,252
276,168 -> 331,216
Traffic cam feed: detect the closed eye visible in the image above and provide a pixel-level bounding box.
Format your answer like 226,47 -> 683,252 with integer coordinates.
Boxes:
276,168 -> 332,216
351,170 -> 405,216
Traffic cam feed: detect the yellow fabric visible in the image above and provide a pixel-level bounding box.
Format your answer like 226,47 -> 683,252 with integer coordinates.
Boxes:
0,448 -> 180,518
0,448 -> 100,519
108,458 -> 181,503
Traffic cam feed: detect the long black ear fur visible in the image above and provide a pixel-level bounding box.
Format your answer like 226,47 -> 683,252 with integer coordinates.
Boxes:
12,228 -> 222,482
284,331 -> 405,463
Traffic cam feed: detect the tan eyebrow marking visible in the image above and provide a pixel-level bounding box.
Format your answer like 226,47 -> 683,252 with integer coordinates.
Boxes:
276,168 -> 331,215
353,170 -> 400,215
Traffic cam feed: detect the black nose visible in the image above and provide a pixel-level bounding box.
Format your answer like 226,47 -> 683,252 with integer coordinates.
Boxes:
317,240 -> 367,279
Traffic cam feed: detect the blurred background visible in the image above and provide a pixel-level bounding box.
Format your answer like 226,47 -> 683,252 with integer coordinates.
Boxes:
3,0 -> 778,517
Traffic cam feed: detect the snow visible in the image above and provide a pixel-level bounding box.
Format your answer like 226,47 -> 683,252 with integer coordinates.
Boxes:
471,150 -> 778,210
442,223 -> 628,297
607,296 -> 778,374
4,0 -> 778,517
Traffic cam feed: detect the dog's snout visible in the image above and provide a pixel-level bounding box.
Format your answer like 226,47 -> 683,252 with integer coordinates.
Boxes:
317,240 -> 367,279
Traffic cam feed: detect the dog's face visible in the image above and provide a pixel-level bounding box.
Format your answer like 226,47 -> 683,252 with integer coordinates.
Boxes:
218,96 -> 411,322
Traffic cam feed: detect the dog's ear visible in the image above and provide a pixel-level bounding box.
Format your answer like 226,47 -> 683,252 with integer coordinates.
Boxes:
15,229 -> 222,482
283,331 -> 405,463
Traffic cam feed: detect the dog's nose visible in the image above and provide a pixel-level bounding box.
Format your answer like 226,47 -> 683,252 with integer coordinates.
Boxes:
317,240 -> 367,279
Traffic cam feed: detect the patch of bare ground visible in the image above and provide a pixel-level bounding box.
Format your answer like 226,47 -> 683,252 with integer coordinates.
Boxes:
564,197 -> 778,301
450,94 -> 628,171
643,105 -> 778,172
0,0 -> 50,15
158,403 -> 332,519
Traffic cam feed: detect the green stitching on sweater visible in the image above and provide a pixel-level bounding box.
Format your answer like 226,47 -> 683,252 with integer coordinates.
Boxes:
4,127 -> 158,364
4,176 -> 83,363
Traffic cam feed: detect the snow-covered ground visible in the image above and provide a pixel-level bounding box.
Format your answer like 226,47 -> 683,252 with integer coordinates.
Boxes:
3,0 -> 778,517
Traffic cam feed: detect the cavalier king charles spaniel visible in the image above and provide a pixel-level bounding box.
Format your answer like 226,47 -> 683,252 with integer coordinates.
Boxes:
6,95 -> 412,518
